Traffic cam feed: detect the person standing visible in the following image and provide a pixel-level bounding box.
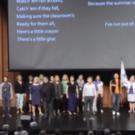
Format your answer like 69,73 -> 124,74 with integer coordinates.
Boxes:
14,75 -> 26,114
50,75 -> 54,84
53,75 -> 62,116
39,74 -> 44,85
123,75 -> 135,113
76,75 -> 85,113
26,75 -> 33,113
61,74 -> 69,113
110,73 -> 121,116
82,77 -> 97,121
41,76 -> 55,120
94,75 -> 104,113
0,76 -> 13,117
67,76 -> 79,115
31,77 -> 43,117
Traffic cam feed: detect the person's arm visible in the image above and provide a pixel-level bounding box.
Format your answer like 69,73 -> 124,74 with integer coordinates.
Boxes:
100,82 -> 104,97
82,84 -> 86,102
66,85 -> 69,99
109,80 -> 113,95
23,83 -> 27,97
14,82 -> 18,94
122,80 -> 128,88
52,84 -> 55,99
93,85 -> 97,98
76,85 -> 79,99
0,83 -> 3,100
10,83 -> 14,100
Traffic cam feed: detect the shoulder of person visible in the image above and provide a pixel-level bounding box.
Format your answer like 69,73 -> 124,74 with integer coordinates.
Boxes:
0,82 -> 4,87
100,81 -> 104,85
84,83 -> 88,86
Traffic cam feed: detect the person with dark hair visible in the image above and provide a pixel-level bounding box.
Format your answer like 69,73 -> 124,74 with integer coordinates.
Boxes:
67,76 -> 79,115
50,75 -> 54,84
76,75 -> 85,113
0,76 -> 13,118
53,75 -> 62,116
41,76 -> 55,120
94,75 -> 104,114
82,76 -> 97,121
14,74 -> 26,114
110,73 -> 121,116
26,75 -> 33,113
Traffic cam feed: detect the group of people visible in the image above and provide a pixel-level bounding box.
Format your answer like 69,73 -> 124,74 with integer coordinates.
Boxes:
0,73 -> 135,121
0,74 -> 103,120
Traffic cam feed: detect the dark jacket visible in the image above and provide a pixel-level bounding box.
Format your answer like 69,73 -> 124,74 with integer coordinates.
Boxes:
41,82 -> 55,102
14,81 -> 26,94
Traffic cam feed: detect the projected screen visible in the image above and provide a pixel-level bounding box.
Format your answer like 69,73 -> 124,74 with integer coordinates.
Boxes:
8,0 -> 135,70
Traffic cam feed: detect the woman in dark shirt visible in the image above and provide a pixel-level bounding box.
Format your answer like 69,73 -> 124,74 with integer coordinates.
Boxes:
14,74 -> 26,114
53,75 -> 62,116
26,75 -> 33,113
67,76 -> 79,115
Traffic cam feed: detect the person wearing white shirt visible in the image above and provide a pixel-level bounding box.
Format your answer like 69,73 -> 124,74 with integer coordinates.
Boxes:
82,76 -> 97,121
94,75 -> 104,114
123,75 -> 135,113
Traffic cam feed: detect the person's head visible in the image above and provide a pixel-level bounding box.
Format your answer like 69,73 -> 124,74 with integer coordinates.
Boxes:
96,75 -> 101,81
39,74 -> 44,81
70,75 -> 75,83
62,74 -> 68,81
129,75 -> 135,82
50,75 -> 54,83
43,76 -> 49,83
87,76 -> 93,84
78,74 -> 84,80
3,76 -> 8,82
28,75 -> 33,82
33,77 -> 40,84
114,73 -> 119,79
17,74 -> 22,81
54,75 -> 60,83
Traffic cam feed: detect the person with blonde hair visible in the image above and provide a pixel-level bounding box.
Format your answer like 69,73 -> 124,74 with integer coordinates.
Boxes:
31,76 -> 43,117
123,75 -> 135,113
